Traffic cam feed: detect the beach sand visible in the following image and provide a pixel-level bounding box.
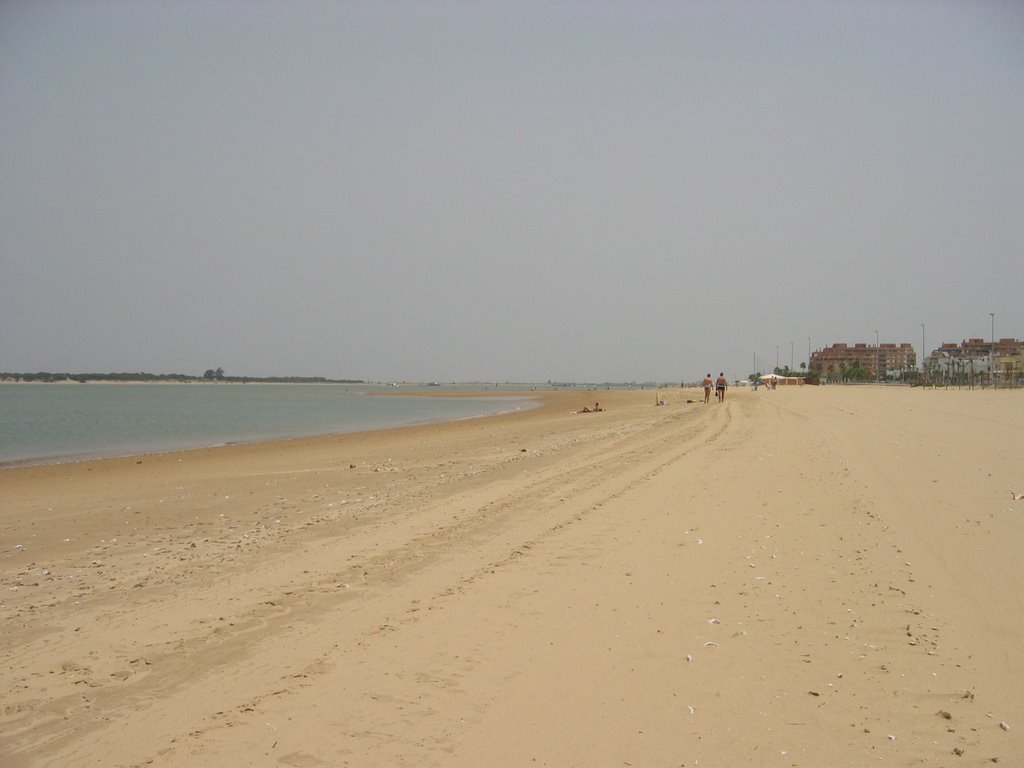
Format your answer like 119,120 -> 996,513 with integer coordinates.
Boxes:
2,386 -> 1022,767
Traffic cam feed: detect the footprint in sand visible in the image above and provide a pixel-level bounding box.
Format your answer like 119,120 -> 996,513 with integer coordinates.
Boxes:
278,752 -> 329,767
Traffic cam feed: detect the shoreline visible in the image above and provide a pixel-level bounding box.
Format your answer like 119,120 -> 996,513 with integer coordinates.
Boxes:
2,387 -> 1022,766
0,387 -> 544,469
0,388 -> 626,477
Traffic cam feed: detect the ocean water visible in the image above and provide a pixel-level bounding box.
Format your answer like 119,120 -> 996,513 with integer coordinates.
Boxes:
0,384 -> 537,466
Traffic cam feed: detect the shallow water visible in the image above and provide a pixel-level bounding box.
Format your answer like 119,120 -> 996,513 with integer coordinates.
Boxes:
0,383 -> 536,465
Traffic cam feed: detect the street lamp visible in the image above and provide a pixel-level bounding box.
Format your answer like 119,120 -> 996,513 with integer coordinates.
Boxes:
990,312 -> 996,389
920,323 -> 925,386
875,330 -> 879,382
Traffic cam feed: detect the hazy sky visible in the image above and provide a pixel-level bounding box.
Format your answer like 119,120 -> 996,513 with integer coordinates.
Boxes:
2,1 -> 1021,382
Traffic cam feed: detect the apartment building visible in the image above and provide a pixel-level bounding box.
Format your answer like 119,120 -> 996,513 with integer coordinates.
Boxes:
926,338 -> 1024,383
927,338 -> 1023,361
810,342 -> 917,379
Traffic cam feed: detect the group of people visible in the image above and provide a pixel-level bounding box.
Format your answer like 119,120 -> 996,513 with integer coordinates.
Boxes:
702,372 -> 728,403
575,372 -> 750,412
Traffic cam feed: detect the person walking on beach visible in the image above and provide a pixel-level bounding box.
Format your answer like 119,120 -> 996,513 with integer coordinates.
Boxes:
702,373 -> 713,404
715,372 -> 728,402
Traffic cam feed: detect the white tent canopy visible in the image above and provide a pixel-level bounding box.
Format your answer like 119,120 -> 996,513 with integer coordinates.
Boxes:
758,374 -> 804,383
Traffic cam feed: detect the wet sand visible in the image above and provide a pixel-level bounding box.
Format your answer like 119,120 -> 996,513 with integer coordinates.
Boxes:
2,386 -> 1022,766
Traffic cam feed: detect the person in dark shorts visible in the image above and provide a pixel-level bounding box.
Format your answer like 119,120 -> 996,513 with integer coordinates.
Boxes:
715,372 -> 727,402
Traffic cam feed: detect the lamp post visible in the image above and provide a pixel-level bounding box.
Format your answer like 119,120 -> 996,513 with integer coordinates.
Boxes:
776,346 -> 779,374
790,341 -> 794,372
875,329 -> 879,382
990,312 -> 996,389
920,323 -> 925,386
807,336 -> 811,372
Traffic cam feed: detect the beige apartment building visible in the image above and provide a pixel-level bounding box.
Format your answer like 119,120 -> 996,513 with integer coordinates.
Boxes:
926,338 -> 1024,384
810,342 -> 917,379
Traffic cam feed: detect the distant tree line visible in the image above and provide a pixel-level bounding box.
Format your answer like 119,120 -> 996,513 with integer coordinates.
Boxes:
0,370 -> 364,384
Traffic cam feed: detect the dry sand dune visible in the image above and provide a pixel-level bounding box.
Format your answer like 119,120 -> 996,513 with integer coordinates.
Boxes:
2,386 -> 1022,767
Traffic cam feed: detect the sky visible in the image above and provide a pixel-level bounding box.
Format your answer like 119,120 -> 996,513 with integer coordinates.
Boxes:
1,0 -> 1022,383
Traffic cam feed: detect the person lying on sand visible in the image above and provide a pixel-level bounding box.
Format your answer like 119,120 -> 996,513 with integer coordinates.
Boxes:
578,402 -> 604,413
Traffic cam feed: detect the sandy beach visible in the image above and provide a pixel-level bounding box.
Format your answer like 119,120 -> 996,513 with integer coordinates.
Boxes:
2,385 -> 1022,767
